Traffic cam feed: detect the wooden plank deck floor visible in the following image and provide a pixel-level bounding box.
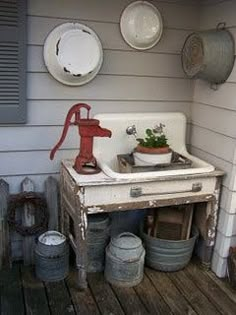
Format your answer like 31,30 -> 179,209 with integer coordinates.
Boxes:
1,261 -> 236,315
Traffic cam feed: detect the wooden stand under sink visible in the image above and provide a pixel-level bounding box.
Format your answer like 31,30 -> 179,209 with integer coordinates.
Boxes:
60,159 -> 224,290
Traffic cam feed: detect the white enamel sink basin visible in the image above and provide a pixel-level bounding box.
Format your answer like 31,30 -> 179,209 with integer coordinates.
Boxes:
93,112 -> 214,180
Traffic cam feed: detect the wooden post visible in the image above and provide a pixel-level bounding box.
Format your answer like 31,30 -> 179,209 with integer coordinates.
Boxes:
75,195 -> 88,290
0,179 -> 10,269
21,177 -> 35,265
45,176 -> 59,231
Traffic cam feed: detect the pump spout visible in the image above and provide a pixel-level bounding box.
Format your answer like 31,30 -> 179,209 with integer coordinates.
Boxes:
95,126 -> 112,138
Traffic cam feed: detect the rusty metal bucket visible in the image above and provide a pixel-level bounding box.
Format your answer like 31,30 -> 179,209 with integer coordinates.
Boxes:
182,25 -> 235,84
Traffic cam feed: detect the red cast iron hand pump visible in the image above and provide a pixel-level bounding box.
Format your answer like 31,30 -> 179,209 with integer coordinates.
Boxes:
50,103 -> 112,174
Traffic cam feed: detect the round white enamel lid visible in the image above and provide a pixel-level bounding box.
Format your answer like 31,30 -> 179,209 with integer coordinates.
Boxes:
43,23 -> 103,86
120,1 -> 163,50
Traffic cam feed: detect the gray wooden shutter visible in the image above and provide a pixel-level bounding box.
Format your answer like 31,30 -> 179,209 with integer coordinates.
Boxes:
0,0 -> 27,124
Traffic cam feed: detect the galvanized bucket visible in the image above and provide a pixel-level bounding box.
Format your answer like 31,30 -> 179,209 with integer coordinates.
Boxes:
182,26 -> 235,84
35,245 -> 69,282
105,232 -> 145,287
87,214 -> 110,272
37,230 -> 67,257
140,225 -> 199,272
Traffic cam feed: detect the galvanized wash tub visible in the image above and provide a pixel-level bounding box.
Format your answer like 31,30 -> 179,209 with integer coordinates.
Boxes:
140,225 -> 199,272
182,27 -> 235,84
105,232 -> 145,287
87,214 -> 110,272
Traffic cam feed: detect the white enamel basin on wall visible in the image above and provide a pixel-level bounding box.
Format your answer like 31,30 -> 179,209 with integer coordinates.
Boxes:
93,112 -> 214,179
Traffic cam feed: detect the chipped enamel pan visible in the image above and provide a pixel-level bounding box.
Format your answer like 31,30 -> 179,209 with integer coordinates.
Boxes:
120,1 -> 163,50
43,23 -> 103,86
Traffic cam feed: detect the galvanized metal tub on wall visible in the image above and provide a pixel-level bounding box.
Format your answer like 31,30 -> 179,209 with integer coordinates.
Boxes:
105,232 -> 145,287
182,27 -> 235,84
140,226 -> 199,272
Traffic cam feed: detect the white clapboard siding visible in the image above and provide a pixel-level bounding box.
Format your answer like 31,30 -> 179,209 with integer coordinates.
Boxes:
28,46 -> 185,78
191,124 -> 236,163
28,0 -> 199,29
0,150 -> 77,176
220,186 -> 235,213
194,80 -> 236,111
26,100 -> 191,125
0,126 -> 78,151
200,1 -> 236,29
190,146 -> 234,189
220,186 -> 236,216
218,208 -> 236,236
202,0 -> 229,5
0,120 -> 192,151
191,102 -> 236,139
215,231 -> 236,257
192,0 -> 236,278
27,16 -> 193,54
27,73 -> 193,101
225,189 -> 236,214
0,0 -> 197,188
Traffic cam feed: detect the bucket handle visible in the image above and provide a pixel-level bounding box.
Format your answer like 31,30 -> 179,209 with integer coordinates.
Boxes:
117,232 -> 140,241
216,22 -> 226,30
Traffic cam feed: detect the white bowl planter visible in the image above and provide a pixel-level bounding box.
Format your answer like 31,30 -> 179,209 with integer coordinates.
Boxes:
133,151 -> 172,166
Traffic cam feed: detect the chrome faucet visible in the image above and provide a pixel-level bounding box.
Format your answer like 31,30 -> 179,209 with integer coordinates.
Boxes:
126,125 -> 137,136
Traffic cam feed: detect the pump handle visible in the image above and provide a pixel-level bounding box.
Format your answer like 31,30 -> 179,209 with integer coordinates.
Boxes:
50,103 -> 91,160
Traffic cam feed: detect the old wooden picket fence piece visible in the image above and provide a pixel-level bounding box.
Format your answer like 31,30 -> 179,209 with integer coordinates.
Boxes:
0,176 -> 59,269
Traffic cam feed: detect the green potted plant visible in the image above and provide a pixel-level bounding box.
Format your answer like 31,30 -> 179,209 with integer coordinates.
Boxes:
133,123 -> 172,166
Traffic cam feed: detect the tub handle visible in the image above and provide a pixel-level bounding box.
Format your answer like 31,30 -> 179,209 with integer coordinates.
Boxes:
130,183 -> 202,198
116,232 -> 140,240
216,22 -> 226,30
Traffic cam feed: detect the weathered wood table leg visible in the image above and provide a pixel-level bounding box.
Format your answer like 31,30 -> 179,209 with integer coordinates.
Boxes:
75,196 -> 88,290
196,178 -> 221,267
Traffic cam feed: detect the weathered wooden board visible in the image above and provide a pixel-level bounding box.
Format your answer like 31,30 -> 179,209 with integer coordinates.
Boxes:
206,269 -> 236,304
21,265 -> 50,315
135,274 -> 172,315
88,272 -> 125,315
145,268 -> 197,315
21,177 -> 36,265
168,269 -> 221,315
186,263 -> 236,315
0,264 -> 25,315
66,269 -> 100,315
45,176 -> 59,231
1,262 -> 236,315
0,179 -> 10,269
45,280 -> 75,315
6,176 -> 60,263
111,285 -> 149,315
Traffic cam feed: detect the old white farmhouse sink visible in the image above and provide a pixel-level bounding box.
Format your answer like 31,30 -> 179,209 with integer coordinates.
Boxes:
93,112 -> 214,179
